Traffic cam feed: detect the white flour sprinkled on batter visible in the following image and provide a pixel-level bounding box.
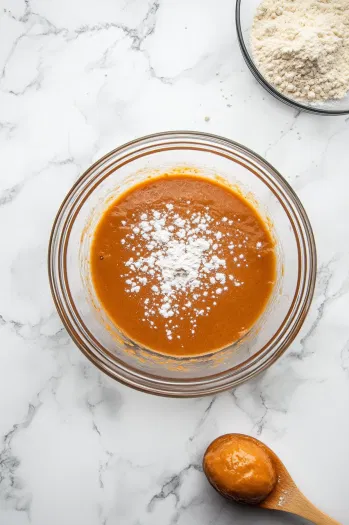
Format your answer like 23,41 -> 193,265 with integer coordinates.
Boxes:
120,205 -> 249,340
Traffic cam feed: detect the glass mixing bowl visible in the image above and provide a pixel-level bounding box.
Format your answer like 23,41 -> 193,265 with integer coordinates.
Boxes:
236,0 -> 349,116
48,131 -> 316,397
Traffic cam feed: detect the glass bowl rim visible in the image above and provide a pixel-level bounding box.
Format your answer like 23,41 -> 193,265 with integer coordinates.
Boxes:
48,130 -> 317,397
235,0 -> 349,116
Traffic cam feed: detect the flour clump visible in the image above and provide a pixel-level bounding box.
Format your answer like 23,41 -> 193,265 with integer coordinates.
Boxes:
121,207 -> 247,340
251,0 -> 349,102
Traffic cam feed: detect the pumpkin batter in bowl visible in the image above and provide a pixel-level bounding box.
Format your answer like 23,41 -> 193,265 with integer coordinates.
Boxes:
91,175 -> 276,357
49,132 -> 316,396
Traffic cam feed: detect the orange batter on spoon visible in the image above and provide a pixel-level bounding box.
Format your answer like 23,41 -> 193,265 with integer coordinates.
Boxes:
203,434 -> 277,504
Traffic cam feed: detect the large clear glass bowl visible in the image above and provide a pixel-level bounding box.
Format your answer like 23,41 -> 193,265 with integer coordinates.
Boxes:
48,131 -> 316,397
236,0 -> 349,116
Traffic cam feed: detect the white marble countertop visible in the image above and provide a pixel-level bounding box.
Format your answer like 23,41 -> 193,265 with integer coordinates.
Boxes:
1,0 -> 349,524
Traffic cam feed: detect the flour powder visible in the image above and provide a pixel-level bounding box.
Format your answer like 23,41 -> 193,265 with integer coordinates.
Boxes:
251,0 -> 349,102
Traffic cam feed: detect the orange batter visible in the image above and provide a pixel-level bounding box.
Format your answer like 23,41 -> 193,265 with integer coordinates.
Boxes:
203,434 -> 277,504
90,175 -> 276,356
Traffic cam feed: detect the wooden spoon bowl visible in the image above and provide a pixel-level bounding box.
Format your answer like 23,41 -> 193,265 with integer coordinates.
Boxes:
203,434 -> 341,525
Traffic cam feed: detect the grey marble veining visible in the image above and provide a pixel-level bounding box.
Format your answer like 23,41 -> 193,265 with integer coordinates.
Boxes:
1,0 -> 349,524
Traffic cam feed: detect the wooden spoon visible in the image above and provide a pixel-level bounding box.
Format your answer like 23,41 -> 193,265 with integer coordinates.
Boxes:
204,433 -> 341,525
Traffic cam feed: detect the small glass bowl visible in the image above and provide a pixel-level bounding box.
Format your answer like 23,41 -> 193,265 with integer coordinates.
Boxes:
236,0 -> 349,116
48,131 -> 316,397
